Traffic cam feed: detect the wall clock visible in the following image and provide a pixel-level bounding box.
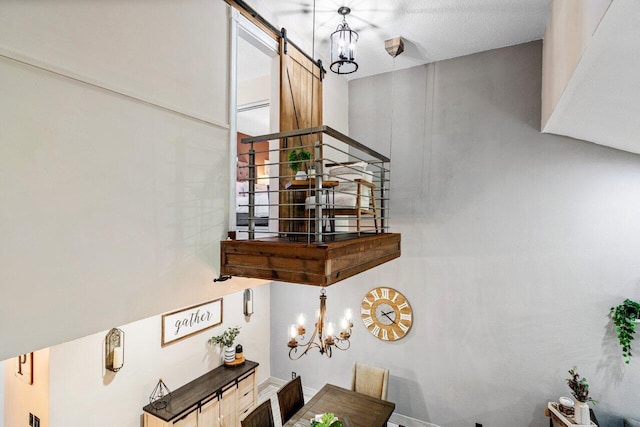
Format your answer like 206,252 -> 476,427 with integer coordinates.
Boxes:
361,287 -> 413,341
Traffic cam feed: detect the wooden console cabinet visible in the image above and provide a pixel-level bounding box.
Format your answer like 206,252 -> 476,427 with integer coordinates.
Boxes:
143,361 -> 258,427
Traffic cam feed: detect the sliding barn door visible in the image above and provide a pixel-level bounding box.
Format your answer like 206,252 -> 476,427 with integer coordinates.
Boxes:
279,37 -> 323,234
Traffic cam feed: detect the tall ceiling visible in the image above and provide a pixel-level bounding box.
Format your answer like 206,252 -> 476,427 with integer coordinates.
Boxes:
246,0 -> 552,80
244,0 -> 640,156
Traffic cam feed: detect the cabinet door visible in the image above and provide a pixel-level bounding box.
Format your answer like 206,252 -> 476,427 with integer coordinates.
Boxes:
173,408 -> 198,427
219,385 -> 238,427
144,413 -> 170,427
237,373 -> 256,422
198,395 -> 220,427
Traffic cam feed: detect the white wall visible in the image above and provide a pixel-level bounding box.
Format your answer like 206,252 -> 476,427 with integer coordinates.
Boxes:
238,75 -> 271,107
323,72 -> 348,135
271,41 -> 640,427
4,349 -> 49,427
48,286 -> 270,427
322,69 -> 350,165
0,0 -> 228,125
541,0 -> 611,129
0,1 -> 232,360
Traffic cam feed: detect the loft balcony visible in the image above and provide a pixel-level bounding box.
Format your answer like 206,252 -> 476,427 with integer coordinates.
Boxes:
221,126 -> 401,286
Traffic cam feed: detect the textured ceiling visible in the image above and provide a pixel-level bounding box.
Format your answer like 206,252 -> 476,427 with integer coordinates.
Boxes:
246,0 -> 552,80
241,1 -> 640,156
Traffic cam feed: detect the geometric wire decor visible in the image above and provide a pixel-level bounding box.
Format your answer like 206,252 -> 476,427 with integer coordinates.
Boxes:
149,378 -> 173,410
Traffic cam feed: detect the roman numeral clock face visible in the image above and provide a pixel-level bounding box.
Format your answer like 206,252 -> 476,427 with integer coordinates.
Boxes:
361,287 -> 413,341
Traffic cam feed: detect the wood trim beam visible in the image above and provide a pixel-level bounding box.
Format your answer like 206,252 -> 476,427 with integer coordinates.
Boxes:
220,234 -> 401,286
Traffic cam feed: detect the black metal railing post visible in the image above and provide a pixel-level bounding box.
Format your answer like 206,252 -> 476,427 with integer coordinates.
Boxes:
314,140 -> 323,243
248,146 -> 256,240
380,166 -> 386,233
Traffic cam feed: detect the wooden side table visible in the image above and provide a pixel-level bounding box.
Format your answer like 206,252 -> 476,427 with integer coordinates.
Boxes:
546,402 -> 598,427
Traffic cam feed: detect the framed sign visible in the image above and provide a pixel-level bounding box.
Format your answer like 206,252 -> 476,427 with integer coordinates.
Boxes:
15,352 -> 33,384
161,298 -> 223,347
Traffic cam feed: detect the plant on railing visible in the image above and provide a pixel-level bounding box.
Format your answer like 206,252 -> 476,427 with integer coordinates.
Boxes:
610,298 -> 640,363
288,147 -> 312,173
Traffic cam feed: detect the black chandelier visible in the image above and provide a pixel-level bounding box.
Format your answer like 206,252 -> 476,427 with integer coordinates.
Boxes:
287,288 -> 353,359
330,6 -> 359,74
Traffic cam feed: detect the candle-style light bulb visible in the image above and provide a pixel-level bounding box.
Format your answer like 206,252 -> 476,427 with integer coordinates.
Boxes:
340,317 -> 348,331
344,308 -> 352,321
326,322 -> 335,337
288,324 -> 299,348
297,313 -> 305,327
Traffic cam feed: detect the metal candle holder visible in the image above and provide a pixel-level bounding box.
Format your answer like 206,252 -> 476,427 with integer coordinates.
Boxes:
105,328 -> 124,372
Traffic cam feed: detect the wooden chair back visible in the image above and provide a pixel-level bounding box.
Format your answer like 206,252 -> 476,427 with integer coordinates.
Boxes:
277,376 -> 305,424
241,399 -> 275,427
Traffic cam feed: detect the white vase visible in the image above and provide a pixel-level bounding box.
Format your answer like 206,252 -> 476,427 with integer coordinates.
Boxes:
224,346 -> 236,364
575,401 -> 589,425
295,170 -> 307,180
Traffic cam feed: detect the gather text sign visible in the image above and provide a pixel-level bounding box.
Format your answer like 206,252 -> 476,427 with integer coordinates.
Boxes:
161,298 -> 223,347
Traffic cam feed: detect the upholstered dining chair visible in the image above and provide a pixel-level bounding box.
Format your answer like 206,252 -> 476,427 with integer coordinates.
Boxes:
241,399 -> 275,427
351,362 -> 389,400
277,375 -> 305,424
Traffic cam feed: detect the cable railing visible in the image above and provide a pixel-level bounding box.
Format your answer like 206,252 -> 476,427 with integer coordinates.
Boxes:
236,126 -> 390,243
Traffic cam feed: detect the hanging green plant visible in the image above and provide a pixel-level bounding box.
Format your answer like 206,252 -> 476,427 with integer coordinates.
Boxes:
288,147 -> 312,173
610,299 -> 640,364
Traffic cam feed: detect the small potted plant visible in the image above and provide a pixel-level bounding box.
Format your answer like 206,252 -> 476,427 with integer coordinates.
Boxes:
208,326 -> 241,365
311,413 -> 343,427
566,366 -> 596,424
288,147 -> 312,178
610,299 -> 640,364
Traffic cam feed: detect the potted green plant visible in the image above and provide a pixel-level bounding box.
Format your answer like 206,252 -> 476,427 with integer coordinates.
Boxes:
288,147 -> 312,178
208,326 -> 241,365
610,299 -> 640,364
566,366 -> 596,424
311,413 -> 343,427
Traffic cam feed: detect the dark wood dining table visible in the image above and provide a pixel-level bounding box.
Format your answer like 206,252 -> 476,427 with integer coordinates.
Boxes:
283,383 -> 395,427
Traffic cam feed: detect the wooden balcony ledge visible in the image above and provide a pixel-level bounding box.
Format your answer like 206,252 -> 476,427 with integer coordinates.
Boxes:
220,233 -> 401,286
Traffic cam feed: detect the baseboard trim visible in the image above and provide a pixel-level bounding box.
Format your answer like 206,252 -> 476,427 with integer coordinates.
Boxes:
258,376 -> 319,400
389,412 -> 439,427
258,377 -> 439,427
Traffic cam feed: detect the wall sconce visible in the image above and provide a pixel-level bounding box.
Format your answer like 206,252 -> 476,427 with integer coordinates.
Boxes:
105,328 -> 124,372
244,288 -> 254,317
